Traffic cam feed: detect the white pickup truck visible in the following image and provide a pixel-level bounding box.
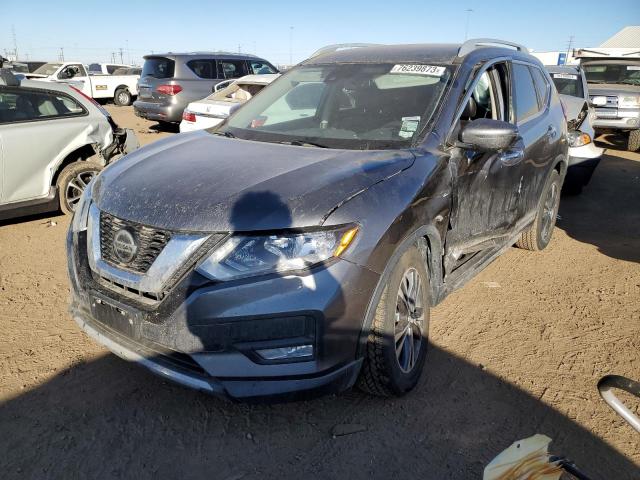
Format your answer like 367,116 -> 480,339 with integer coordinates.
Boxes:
25,62 -> 139,106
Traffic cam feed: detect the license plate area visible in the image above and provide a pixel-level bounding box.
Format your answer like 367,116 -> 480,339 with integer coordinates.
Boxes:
90,292 -> 141,337
139,86 -> 152,98
596,108 -> 618,118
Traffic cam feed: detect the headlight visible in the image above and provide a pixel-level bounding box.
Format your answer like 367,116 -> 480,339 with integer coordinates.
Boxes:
619,96 -> 640,108
197,226 -> 358,281
567,131 -> 592,148
70,179 -> 94,233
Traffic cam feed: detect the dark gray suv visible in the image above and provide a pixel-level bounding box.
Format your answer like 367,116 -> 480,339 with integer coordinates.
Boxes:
68,40 -> 567,401
133,52 -> 278,123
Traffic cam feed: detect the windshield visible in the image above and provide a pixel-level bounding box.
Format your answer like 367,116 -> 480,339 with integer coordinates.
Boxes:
583,63 -> 640,86
550,73 -> 584,98
218,63 -> 453,150
33,62 -> 62,76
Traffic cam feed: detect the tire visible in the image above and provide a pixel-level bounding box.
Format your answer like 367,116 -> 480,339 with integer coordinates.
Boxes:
357,244 -> 430,397
56,161 -> 102,215
114,88 -> 132,106
516,169 -> 561,251
628,130 -> 640,152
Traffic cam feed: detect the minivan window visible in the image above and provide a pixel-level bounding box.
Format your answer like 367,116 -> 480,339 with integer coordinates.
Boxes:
513,63 -> 540,123
221,63 -> 453,150
141,57 -> 175,79
187,59 -> 218,79
219,60 -> 249,79
249,61 -> 278,75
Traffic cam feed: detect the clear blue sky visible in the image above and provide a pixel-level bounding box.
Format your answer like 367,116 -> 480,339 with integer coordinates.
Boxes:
3,0 -> 639,66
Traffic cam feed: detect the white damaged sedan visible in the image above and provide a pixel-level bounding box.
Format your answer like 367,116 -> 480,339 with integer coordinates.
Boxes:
180,74 -> 279,133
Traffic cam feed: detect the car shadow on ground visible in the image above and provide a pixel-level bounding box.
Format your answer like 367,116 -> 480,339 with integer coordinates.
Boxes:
149,121 -> 180,134
0,210 -> 64,227
557,151 -> 640,264
1,343 -> 637,479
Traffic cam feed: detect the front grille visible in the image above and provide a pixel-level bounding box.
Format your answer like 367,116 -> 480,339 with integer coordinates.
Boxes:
100,212 -> 171,274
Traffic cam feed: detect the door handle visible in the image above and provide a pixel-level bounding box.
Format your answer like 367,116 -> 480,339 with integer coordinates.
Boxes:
498,148 -> 524,166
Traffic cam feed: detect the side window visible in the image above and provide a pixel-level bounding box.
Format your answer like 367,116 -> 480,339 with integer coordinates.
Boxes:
187,60 -> 218,79
460,63 -> 509,123
0,88 -> 86,124
106,65 -> 119,74
219,60 -> 249,79
512,63 -> 541,124
530,67 -> 550,109
249,61 -> 277,75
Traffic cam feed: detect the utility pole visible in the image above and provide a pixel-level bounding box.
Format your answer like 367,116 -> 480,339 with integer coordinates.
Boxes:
289,26 -> 294,65
118,48 -> 124,64
464,9 -> 473,41
565,35 -> 574,62
11,24 -> 18,60
238,44 -> 242,53
59,47 -> 64,62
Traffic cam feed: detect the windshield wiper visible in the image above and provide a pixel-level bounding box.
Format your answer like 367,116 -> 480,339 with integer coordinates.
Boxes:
277,140 -> 329,148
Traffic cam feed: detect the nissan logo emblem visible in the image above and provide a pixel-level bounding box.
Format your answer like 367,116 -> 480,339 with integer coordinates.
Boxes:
113,229 -> 138,264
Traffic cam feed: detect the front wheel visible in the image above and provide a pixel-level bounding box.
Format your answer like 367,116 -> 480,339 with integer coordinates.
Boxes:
516,169 -> 561,251
57,161 -> 102,215
114,88 -> 132,106
628,130 -> 640,152
358,244 -> 430,397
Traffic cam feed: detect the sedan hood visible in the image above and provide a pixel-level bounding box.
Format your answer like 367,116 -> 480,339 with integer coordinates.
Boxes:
93,132 -> 415,232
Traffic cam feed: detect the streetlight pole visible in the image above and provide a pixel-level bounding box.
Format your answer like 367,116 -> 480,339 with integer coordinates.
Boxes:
464,9 -> 473,41
289,26 -> 294,65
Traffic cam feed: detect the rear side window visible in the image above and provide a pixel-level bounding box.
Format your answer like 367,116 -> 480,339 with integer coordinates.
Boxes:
513,63 -> 540,123
187,59 -> 218,79
249,61 -> 278,75
530,67 -> 550,107
0,88 -> 86,124
106,65 -> 119,74
141,57 -> 175,79
219,60 -> 249,79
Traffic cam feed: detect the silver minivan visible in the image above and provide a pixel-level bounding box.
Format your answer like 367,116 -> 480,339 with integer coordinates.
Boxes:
133,52 -> 278,124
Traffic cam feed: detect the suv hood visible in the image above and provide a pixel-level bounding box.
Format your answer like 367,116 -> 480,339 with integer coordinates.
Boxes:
93,131 -> 415,232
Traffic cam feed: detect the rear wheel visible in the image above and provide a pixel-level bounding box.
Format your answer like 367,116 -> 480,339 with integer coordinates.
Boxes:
114,88 -> 132,106
57,161 -> 102,215
628,130 -> 640,152
358,244 -> 430,397
516,169 -> 561,251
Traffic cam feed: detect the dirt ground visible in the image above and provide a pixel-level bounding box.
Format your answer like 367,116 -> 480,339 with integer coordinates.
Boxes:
0,105 -> 638,479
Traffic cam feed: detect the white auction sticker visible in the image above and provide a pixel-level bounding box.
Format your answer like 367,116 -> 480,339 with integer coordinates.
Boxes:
390,64 -> 446,76
627,66 -> 640,71
553,73 -> 578,80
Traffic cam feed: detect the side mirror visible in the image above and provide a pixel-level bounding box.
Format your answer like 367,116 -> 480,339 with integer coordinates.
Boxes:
459,118 -> 519,152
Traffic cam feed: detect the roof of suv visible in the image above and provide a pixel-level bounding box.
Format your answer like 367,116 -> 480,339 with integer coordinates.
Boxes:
144,52 -> 263,60
302,41 -> 536,66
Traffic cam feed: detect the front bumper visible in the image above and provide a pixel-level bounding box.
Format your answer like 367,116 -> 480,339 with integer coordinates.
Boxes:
68,230 -> 378,401
133,100 -> 184,123
592,110 -> 640,131
568,141 -> 603,166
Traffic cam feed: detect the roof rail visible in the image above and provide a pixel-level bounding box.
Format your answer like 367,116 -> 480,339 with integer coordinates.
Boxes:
458,38 -> 527,57
309,43 -> 382,59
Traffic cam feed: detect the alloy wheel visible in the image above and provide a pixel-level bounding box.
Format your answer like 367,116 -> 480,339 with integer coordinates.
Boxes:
394,267 -> 425,373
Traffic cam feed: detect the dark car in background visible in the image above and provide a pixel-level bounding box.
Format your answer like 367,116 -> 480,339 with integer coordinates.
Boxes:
69,40 -> 567,401
133,52 -> 278,124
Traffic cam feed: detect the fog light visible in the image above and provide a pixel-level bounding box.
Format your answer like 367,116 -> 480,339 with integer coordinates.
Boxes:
626,118 -> 639,127
256,344 -> 313,360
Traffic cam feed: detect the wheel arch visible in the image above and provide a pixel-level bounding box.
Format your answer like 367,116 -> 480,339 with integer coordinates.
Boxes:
51,144 -> 101,188
355,224 -> 444,359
